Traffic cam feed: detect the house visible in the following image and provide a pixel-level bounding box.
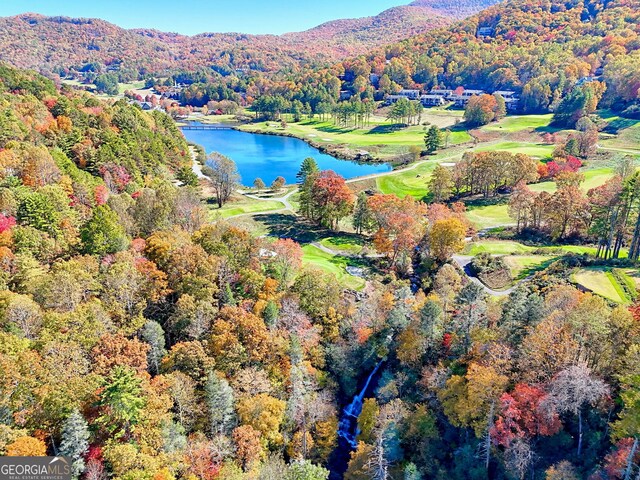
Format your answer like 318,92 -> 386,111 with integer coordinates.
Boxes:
384,89 -> 422,105
399,89 -> 420,100
450,89 -> 485,107
430,88 -> 454,98
477,26 -> 494,37
384,95 -> 404,105
420,94 -> 446,107
494,90 -> 520,111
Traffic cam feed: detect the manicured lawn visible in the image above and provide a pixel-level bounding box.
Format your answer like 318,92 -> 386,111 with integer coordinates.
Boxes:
465,239 -> 604,257
465,204 -> 514,229
475,142 -> 555,159
239,112 -> 463,158
320,236 -> 364,254
502,255 -> 556,279
482,114 -> 554,133
376,162 -> 434,198
301,245 -> 366,290
572,268 -> 628,303
465,240 -> 534,255
211,199 -> 284,218
465,168 -> 615,228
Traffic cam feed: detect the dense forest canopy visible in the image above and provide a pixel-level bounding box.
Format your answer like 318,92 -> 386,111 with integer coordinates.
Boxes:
0,0 -> 501,78
0,61 -> 639,479
0,0 -> 640,477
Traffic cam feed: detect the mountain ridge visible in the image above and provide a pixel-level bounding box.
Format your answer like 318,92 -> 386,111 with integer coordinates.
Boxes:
0,0 -> 501,74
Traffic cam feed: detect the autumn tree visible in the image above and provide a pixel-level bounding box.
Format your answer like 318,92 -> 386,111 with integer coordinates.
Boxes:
304,170 -> 354,230
429,217 -> 466,261
270,238 -> 303,285
508,181 -> 535,232
204,152 -> 240,208
237,393 -> 286,447
428,165 -> 454,203
253,178 -> 266,190
464,94 -> 498,127
6,436 -> 47,456
271,176 -> 286,192
368,194 -> 428,270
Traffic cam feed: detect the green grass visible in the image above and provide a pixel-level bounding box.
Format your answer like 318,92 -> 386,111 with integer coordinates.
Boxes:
465,240 -> 534,255
239,112 -> 463,158
465,239 -> 604,257
301,245 -> 366,290
474,142 -> 555,159
376,161 -> 435,198
465,168 -> 615,228
320,236 -> 364,254
465,204 -> 514,229
211,199 -> 284,218
572,267 -> 628,303
502,255 -> 556,279
482,115 -> 554,133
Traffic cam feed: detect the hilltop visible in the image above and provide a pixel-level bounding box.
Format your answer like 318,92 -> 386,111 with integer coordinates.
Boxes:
0,0 -> 500,75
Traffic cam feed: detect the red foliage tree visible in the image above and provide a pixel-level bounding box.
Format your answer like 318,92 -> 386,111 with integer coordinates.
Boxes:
492,383 -> 562,447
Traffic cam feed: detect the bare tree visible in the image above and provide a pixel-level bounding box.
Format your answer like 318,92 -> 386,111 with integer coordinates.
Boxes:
542,363 -> 609,457
504,438 -> 535,480
203,152 -> 240,208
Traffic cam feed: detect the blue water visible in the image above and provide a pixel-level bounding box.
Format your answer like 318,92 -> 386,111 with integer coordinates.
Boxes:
181,123 -> 391,186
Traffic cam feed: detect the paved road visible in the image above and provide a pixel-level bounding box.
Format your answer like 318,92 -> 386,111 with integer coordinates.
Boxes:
241,188 -> 298,214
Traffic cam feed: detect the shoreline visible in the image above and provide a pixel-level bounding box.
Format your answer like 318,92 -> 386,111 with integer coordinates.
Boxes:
180,118 -> 393,165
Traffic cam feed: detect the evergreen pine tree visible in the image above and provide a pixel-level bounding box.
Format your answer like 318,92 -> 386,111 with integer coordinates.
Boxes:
424,125 -> 443,154
263,300 -> 279,329
59,409 -> 90,478
205,372 -> 236,436
142,320 -> 167,374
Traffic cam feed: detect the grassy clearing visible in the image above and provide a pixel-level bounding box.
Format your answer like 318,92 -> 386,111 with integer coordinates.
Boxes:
502,255 -> 556,279
572,267 -> 628,303
465,203 -> 514,229
210,199 -> 284,218
320,236 -> 364,254
239,111 -> 464,158
376,161 -> 435,199
301,245 -> 366,290
474,141 -> 555,159
482,115 -> 554,133
465,239 -> 603,256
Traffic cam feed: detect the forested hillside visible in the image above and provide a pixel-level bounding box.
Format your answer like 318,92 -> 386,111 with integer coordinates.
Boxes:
0,63 -> 639,480
332,0 -> 640,113
0,0 -> 500,77
170,0 -> 640,118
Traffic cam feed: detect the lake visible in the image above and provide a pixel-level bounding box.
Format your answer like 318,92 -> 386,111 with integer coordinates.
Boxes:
180,123 -> 391,186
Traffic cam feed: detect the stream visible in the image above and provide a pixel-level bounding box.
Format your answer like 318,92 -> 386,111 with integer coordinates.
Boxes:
329,360 -> 384,479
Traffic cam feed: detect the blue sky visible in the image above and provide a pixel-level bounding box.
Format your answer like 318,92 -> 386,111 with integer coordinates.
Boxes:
0,0 -> 408,35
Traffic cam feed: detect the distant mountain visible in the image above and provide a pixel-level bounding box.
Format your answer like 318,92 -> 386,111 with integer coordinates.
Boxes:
409,0 -> 505,18
0,0 -> 500,75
